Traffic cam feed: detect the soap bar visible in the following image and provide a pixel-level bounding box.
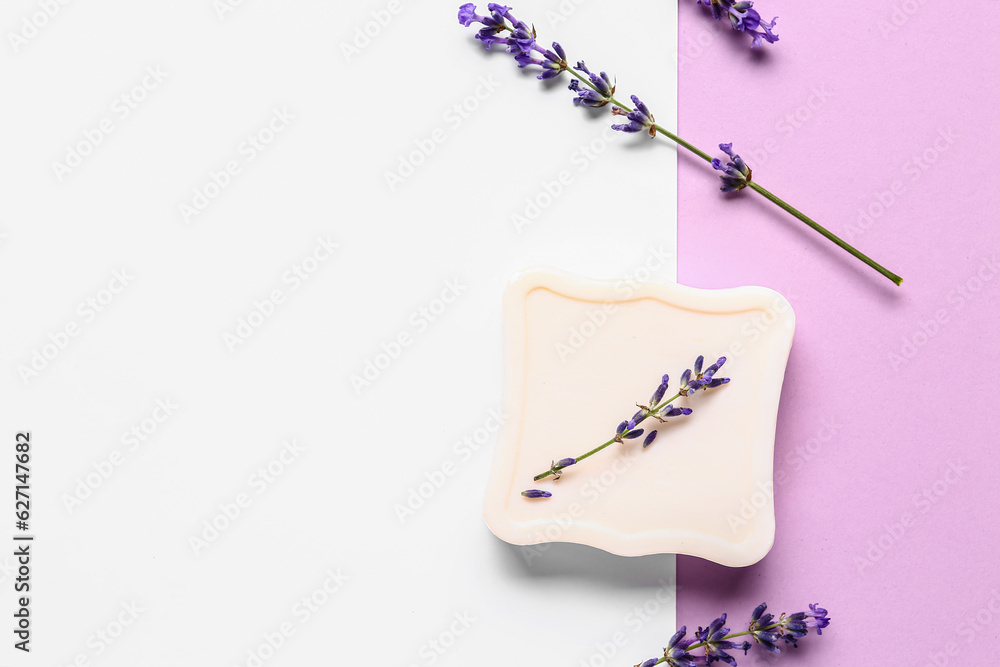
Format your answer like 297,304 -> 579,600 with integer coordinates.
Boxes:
483,268 -> 795,567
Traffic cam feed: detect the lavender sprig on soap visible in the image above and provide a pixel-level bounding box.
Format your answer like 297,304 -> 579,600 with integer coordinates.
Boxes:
529,355 -> 729,485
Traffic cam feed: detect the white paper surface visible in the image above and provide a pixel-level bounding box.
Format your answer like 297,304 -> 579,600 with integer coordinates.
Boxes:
0,0 -> 677,663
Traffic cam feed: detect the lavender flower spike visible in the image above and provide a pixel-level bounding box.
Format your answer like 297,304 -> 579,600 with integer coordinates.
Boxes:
712,143 -> 752,192
521,489 -> 552,498
695,0 -> 778,48
611,95 -> 657,138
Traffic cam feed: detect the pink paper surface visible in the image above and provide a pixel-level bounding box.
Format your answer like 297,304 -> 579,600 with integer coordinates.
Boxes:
676,2 -> 1000,664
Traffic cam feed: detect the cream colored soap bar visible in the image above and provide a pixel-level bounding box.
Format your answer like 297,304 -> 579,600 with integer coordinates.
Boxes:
483,268 -> 795,567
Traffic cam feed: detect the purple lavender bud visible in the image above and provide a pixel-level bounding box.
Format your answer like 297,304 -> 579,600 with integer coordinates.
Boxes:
659,405 -> 692,418
703,356 -> 726,378
639,660 -> 658,667
505,20 -> 536,56
555,458 -> 576,468
695,614 -> 738,665
632,409 -> 646,422
693,355 -> 704,375
750,603 -> 781,653
515,53 -> 542,68
706,377 -> 730,388
650,379 -> 668,406
623,428 -> 644,439
568,60 -> 615,107
713,143 -> 752,192
679,368 -> 693,394
664,626 -> 696,666
627,419 -> 637,430
642,430 -> 658,448
616,420 -> 628,434
521,489 -> 552,498
486,3 -> 513,17
457,3 -> 484,26
806,603 -> 831,635
611,94 -> 656,138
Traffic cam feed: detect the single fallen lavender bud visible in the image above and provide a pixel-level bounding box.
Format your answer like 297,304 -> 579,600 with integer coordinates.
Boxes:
521,489 -> 552,498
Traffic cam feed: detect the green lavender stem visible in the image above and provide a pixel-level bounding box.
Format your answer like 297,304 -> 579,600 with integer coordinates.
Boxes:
533,391 -> 682,481
564,66 -> 904,287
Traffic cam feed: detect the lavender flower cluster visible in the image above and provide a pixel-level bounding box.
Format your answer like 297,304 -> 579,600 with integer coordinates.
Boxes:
696,0 -> 778,48
637,602 -> 830,667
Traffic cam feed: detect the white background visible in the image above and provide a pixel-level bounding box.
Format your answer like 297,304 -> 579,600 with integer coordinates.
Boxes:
0,0 -> 678,664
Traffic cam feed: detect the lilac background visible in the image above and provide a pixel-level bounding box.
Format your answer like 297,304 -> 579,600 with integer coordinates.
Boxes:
675,2 -> 1000,664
